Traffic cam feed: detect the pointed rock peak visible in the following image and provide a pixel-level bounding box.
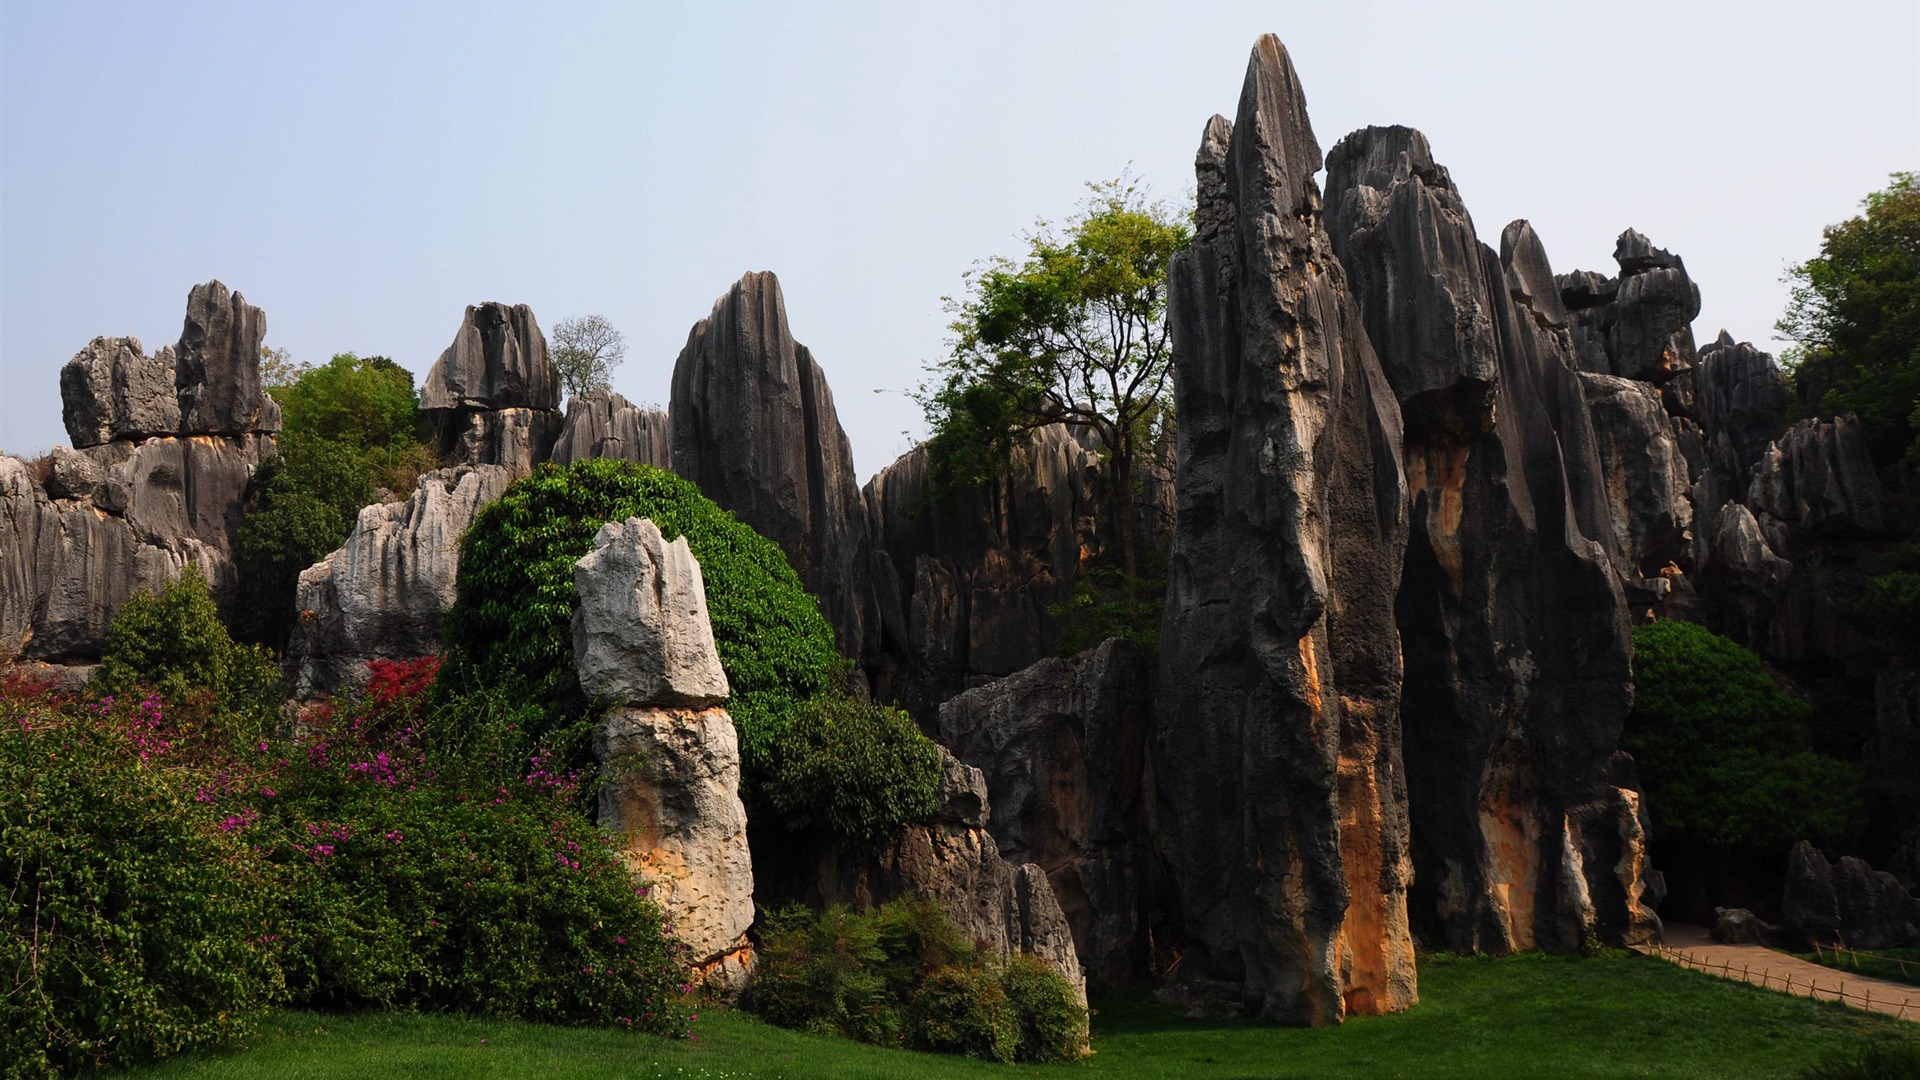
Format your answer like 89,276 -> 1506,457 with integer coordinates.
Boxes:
1500,219 -> 1570,330
421,301 -> 557,412
1194,115 -> 1235,241
1613,228 -> 1682,273
1715,329 -> 1737,348
1232,34 -> 1323,213
1327,125 -> 1448,195
702,270 -> 795,348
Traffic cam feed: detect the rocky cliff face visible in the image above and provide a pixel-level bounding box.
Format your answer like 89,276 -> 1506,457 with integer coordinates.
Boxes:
551,389 -> 671,468
1324,126 -> 1657,953
937,638 -> 1157,988
668,272 -> 870,656
3,282 -> 278,660
421,302 -> 561,472
1156,37 -> 1416,1024
289,464 -> 517,694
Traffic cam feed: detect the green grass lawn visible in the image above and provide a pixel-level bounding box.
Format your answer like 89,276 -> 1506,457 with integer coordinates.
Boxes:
133,952 -> 1915,1080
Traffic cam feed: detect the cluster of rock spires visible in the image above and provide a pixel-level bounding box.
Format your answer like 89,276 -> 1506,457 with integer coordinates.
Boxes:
5,31 -> 1914,1030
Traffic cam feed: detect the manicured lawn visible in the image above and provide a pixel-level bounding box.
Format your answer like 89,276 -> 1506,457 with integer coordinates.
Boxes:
134,953 -> 1915,1080
1804,946 -> 1920,988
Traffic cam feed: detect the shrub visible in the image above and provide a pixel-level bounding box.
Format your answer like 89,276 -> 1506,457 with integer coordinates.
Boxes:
234,430 -> 378,647
273,352 -> 422,453
762,695 -> 943,848
0,675 -> 281,1078
1625,620 -> 1862,852
443,458 -> 841,772
742,899 -> 1085,1063
93,566 -> 281,736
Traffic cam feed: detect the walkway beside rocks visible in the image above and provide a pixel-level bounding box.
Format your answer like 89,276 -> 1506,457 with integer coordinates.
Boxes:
1637,924 -> 1920,1021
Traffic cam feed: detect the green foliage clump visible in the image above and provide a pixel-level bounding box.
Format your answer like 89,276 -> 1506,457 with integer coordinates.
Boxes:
1,673 -> 281,1078
1049,557 -> 1167,659
274,353 -> 421,451
444,458 -> 841,772
762,696 -> 943,849
1779,172 -> 1920,463
94,567 -> 281,731
1625,620 -> 1862,853
742,900 -> 1085,1064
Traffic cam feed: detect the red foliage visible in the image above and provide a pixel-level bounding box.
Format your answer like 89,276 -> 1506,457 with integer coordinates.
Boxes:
362,655 -> 441,725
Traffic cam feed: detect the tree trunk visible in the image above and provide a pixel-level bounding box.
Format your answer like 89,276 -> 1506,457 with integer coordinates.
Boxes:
1112,447 -> 1137,578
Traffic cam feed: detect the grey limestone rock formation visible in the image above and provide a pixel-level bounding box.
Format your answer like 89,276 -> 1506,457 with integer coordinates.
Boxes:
1157,37 -> 1416,1024
421,303 -> 561,471
803,748 -> 1088,1008
1696,332 -> 1791,481
1558,229 -> 1702,389
1781,841 -> 1920,950
573,517 -> 753,989
290,465 -> 517,694
1746,415 -> 1888,538
1325,124 -> 1657,954
1578,372 -> 1696,597
551,389 -> 671,467
668,272 -> 870,655
937,638 -> 1156,988
572,518 -> 730,708
5,282 -> 278,660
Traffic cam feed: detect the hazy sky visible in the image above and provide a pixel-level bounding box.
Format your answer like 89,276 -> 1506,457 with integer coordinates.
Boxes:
4,1 -> 1916,480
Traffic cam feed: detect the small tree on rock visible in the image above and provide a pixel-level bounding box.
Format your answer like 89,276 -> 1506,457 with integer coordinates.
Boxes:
551,314 -> 627,400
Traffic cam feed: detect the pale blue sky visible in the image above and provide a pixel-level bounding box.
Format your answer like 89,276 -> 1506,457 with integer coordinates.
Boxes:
5,1 -> 1916,479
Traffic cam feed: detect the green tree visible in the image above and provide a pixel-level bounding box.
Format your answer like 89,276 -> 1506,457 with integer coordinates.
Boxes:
233,431 -> 377,649
274,353 -> 421,449
1778,172 -> 1920,463
94,566 -> 282,724
920,178 -> 1189,576
550,315 -> 627,400
1623,620 -> 1862,854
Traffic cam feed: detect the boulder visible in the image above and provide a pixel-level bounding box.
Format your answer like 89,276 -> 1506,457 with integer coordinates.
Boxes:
59,337 -> 180,447
551,390 -> 671,467
1712,907 -> 1784,947
937,638 -> 1156,987
1781,841 -> 1920,950
596,705 -> 755,991
668,272 -> 870,655
1558,229 -> 1701,386
1325,125 -> 1654,953
1156,37 -> 1416,1024
290,464 -> 516,693
572,518 -> 730,708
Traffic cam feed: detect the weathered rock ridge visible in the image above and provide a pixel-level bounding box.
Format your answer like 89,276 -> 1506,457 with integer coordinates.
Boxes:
422,302 -> 561,471
668,272 -> 871,656
1156,37 -> 1417,1024
4,282 -> 278,659
552,389 -> 671,467
1324,125 -> 1658,953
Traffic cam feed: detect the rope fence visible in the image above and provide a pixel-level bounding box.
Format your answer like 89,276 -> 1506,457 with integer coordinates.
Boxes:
1643,941 -> 1915,1019
1811,942 -> 1920,985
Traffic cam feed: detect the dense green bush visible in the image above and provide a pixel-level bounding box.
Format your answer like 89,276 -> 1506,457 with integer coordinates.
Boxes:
762,695 -> 942,849
1625,620 -> 1862,852
93,567 -> 281,733
273,353 -> 422,453
742,900 -> 1086,1063
1,672 -> 282,1078
444,458 -> 842,771
234,430 -> 378,647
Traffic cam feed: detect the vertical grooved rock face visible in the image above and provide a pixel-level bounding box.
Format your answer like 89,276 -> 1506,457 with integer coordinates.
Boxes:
175,281 -> 281,436
668,272 -> 869,655
937,639 -> 1156,989
573,518 -> 730,708
1325,126 -> 1652,955
289,465 -> 518,694
420,303 -> 561,471
1556,230 -> 1701,387
1157,35 -> 1415,1025
551,390 -> 671,467
1696,332 -> 1790,480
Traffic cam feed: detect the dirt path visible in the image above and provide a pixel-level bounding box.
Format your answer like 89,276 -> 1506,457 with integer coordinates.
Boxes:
1635,924 -> 1920,1021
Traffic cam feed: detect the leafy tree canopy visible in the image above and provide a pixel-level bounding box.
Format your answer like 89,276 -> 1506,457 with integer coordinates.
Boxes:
273,352 -> 422,451
919,177 -> 1189,575
1623,620 -> 1862,854
1778,172 -> 1920,463
234,431 -> 377,648
550,315 -> 628,400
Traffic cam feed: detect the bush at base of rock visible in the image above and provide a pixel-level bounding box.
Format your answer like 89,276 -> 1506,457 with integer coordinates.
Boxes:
741,900 -> 1087,1063
761,695 -> 943,849
444,458 -> 841,771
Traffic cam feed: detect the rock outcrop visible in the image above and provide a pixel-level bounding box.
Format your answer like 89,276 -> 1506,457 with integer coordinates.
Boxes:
421,303 -> 561,472
1579,372 -> 1696,594
937,638 -> 1157,988
1781,841 -> 1920,950
1696,332 -> 1790,481
1324,125 -> 1657,953
551,390 -> 671,467
1156,38 -> 1416,1024
668,272 -> 870,655
1559,229 -> 1701,390
574,517 -> 755,990
3,282 -> 277,659
800,748 -> 1088,1006
289,465 -> 517,694
1746,415 -> 1887,539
